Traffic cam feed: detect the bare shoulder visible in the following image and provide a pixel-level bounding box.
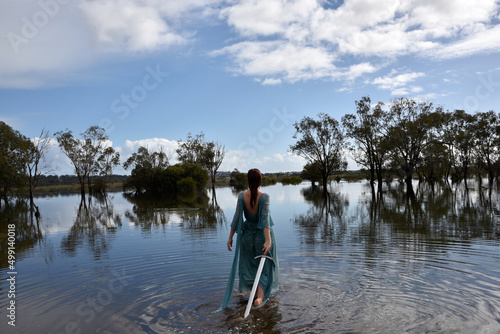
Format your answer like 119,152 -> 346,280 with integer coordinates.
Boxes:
243,189 -> 263,198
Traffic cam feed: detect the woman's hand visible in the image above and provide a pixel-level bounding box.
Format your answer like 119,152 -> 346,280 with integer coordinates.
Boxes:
262,239 -> 271,255
227,229 -> 236,251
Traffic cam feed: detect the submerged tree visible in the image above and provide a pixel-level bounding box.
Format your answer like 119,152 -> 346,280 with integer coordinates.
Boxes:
94,146 -> 120,194
290,113 -> 347,194
473,110 -> 500,186
444,110 -> 475,183
123,146 -> 169,193
55,126 -> 115,198
176,132 -> 225,192
300,161 -> 323,186
207,141 -> 226,193
342,96 -> 388,192
0,121 -> 31,201
25,128 -> 53,206
384,98 -> 442,194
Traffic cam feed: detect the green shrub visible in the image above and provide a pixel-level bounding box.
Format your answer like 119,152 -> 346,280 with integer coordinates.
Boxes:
177,177 -> 197,196
229,169 -> 248,189
261,177 -> 277,186
157,163 -> 209,193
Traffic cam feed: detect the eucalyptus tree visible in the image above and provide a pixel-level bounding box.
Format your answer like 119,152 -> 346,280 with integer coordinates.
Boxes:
176,132 -> 225,192
384,98 -> 442,193
207,141 -> 226,193
25,128 -> 53,205
123,146 -> 169,193
446,110 -> 475,182
54,126 -> 113,197
472,110 -> 500,186
416,108 -> 452,184
176,132 -> 210,166
0,121 -> 31,201
95,146 -> 120,193
290,113 -> 347,194
418,139 -> 449,184
342,96 -> 388,192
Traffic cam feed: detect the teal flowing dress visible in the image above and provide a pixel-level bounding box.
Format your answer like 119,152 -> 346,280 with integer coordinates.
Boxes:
217,192 -> 279,310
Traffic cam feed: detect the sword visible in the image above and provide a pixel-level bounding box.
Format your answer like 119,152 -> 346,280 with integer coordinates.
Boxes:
244,255 -> 273,318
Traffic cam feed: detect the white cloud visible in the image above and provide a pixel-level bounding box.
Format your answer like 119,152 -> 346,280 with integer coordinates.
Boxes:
262,78 -> 282,85
44,138 -> 74,175
345,62 -> 378,80
427,25 -> 500,59
0,0 -> 94,88
214,0 -> 500,85
391,88 -> 409,96
405,0 -> 497,38
215,41 -> 338,82
1,0 -> 499,88
220,0 -> 317,38
121,138 -> 179,163
371,70 -> 425,94
0,0 -> 219,88
80,0 -> 187,52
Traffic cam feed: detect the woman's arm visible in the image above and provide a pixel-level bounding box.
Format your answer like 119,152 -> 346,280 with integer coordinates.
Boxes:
262,227 -> 271,255
228,194 -> 242,252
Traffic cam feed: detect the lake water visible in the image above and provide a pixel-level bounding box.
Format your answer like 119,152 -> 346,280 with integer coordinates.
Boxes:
1,181 -> 500,333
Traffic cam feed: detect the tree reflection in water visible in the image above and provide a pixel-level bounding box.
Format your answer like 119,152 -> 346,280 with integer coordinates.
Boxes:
122,190 -> 226,238
0,197 -> 44,267
292,180 -> 499,247
376,181 -> 500,240
61,194 -> 122,259
292,185 -> 349,245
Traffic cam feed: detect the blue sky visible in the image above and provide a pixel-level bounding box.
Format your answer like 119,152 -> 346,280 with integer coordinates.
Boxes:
1,0 -> 500,174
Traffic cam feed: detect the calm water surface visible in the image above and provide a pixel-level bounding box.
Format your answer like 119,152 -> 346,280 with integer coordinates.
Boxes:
1,181 -> 500,333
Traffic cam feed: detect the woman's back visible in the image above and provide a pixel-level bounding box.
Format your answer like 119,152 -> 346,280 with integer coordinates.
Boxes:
241,191 -> 265,222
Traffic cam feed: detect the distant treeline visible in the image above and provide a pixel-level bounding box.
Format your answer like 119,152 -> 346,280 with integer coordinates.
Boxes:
229,169 -> 303,189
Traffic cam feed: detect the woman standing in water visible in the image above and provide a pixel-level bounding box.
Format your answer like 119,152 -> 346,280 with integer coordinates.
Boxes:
218,169 -> 279,310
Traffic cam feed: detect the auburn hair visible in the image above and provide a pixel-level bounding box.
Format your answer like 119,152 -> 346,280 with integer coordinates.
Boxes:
247,168 -> 262,208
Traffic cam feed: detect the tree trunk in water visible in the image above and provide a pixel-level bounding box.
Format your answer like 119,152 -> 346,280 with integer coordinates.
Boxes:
370,164 -> 375,186
405,172 -> 414,195
211,174 -> 216,195
322,175 -> 328,195
87,175 -> 92,195
80,182 -> 86,199
29,187 -> 34,210
488,168 -> 494,187
376,167 -> 383,192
